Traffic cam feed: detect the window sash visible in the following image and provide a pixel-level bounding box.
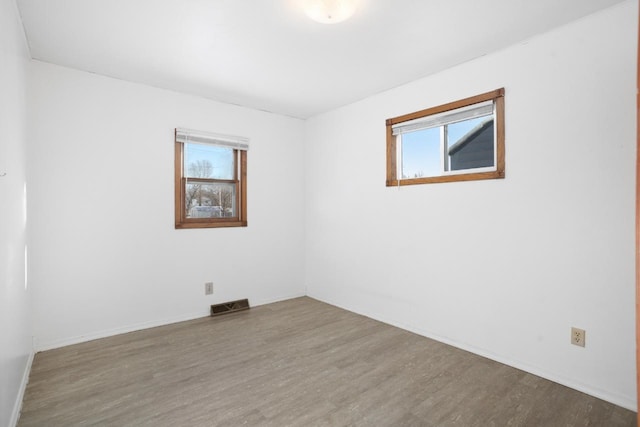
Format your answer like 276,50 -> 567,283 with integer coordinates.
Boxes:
175,128 -> 248,228
397,136 -> 497,179
181,147 -> 240,220
397,115 -> 497,179
183,178 -> 238,219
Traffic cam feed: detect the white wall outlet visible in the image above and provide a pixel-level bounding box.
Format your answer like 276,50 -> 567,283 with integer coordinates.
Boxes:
205,282 -> 214,295
571,327 -> 585,347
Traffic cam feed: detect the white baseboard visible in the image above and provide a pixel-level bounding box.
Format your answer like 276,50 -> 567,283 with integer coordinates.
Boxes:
307,292 -> 637,412
35,310 -> 210,351
10,349 -> 34,427
35,292 -> 307,352
250,292 -> 306,308
35,292 -> 633,414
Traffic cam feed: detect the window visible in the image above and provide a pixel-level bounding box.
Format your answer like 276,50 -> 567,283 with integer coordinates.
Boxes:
175,128 -> 248,228
386,88 -> 505,186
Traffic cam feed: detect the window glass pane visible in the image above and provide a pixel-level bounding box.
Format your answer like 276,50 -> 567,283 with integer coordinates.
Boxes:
185,182 -> 236,218
185,143 -> 234,180
386,89 -> 504,186
401,127 -> 441,179
448,116 -> 494,171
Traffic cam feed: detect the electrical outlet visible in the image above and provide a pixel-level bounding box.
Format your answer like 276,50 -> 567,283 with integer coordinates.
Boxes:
205,282 -> 214,295
571,327 -> 585,347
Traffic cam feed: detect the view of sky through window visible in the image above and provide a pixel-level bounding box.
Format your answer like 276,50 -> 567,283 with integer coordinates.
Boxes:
185,143 -> 234,180
401,115 -> 490,178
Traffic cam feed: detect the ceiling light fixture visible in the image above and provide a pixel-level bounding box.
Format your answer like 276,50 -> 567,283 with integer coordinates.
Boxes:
304,0 -> 357,24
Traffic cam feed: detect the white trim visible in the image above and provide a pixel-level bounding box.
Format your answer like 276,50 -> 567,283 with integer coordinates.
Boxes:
35,311 -> 210,351
392,101 -> 493,136
399,161 -> 496,181
306,292 -> 637,412
10,349 -> 34,427
26,291 -> 637,411
249,291 -> 307,307
34,292 -> 306,352
176,128 -> 249,151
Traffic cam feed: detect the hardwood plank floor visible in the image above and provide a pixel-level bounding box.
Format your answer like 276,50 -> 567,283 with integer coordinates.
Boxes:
18,297 -> 636,426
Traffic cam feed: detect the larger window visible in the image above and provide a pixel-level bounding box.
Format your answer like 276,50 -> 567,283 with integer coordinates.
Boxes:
175,128 -> 248,229
386,88 -> 505,186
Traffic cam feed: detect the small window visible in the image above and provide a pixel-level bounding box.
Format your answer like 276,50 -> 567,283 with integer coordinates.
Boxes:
175,128 -> 248,229
386,88 -> 505,186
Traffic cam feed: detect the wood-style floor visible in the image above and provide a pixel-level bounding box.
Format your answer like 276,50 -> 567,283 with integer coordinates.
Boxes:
19,297 -> 636,426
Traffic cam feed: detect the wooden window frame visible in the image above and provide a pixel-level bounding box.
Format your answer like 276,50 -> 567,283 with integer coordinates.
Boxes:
386,88 -> 505,186
174,137 -> 247,229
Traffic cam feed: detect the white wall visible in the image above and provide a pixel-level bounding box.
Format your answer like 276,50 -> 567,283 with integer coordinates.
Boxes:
28,62 -> 306,350
16,0 -> 639,415
0,0 -> 32,425
305,0 -> 637,410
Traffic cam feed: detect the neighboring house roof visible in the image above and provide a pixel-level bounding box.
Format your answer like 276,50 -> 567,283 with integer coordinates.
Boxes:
448,118 -> 494,156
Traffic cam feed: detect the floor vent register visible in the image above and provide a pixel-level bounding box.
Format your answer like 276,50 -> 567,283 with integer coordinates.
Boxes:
210,298 -> 250,316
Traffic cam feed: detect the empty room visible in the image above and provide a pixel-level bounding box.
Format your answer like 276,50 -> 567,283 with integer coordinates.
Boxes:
1,0 -> 638,425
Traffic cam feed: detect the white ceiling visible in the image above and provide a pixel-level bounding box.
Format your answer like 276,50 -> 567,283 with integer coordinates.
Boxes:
17,0 -> 626,119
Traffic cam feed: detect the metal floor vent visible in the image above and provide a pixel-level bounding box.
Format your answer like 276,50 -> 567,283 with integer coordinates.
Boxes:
210,299 -> 250,316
